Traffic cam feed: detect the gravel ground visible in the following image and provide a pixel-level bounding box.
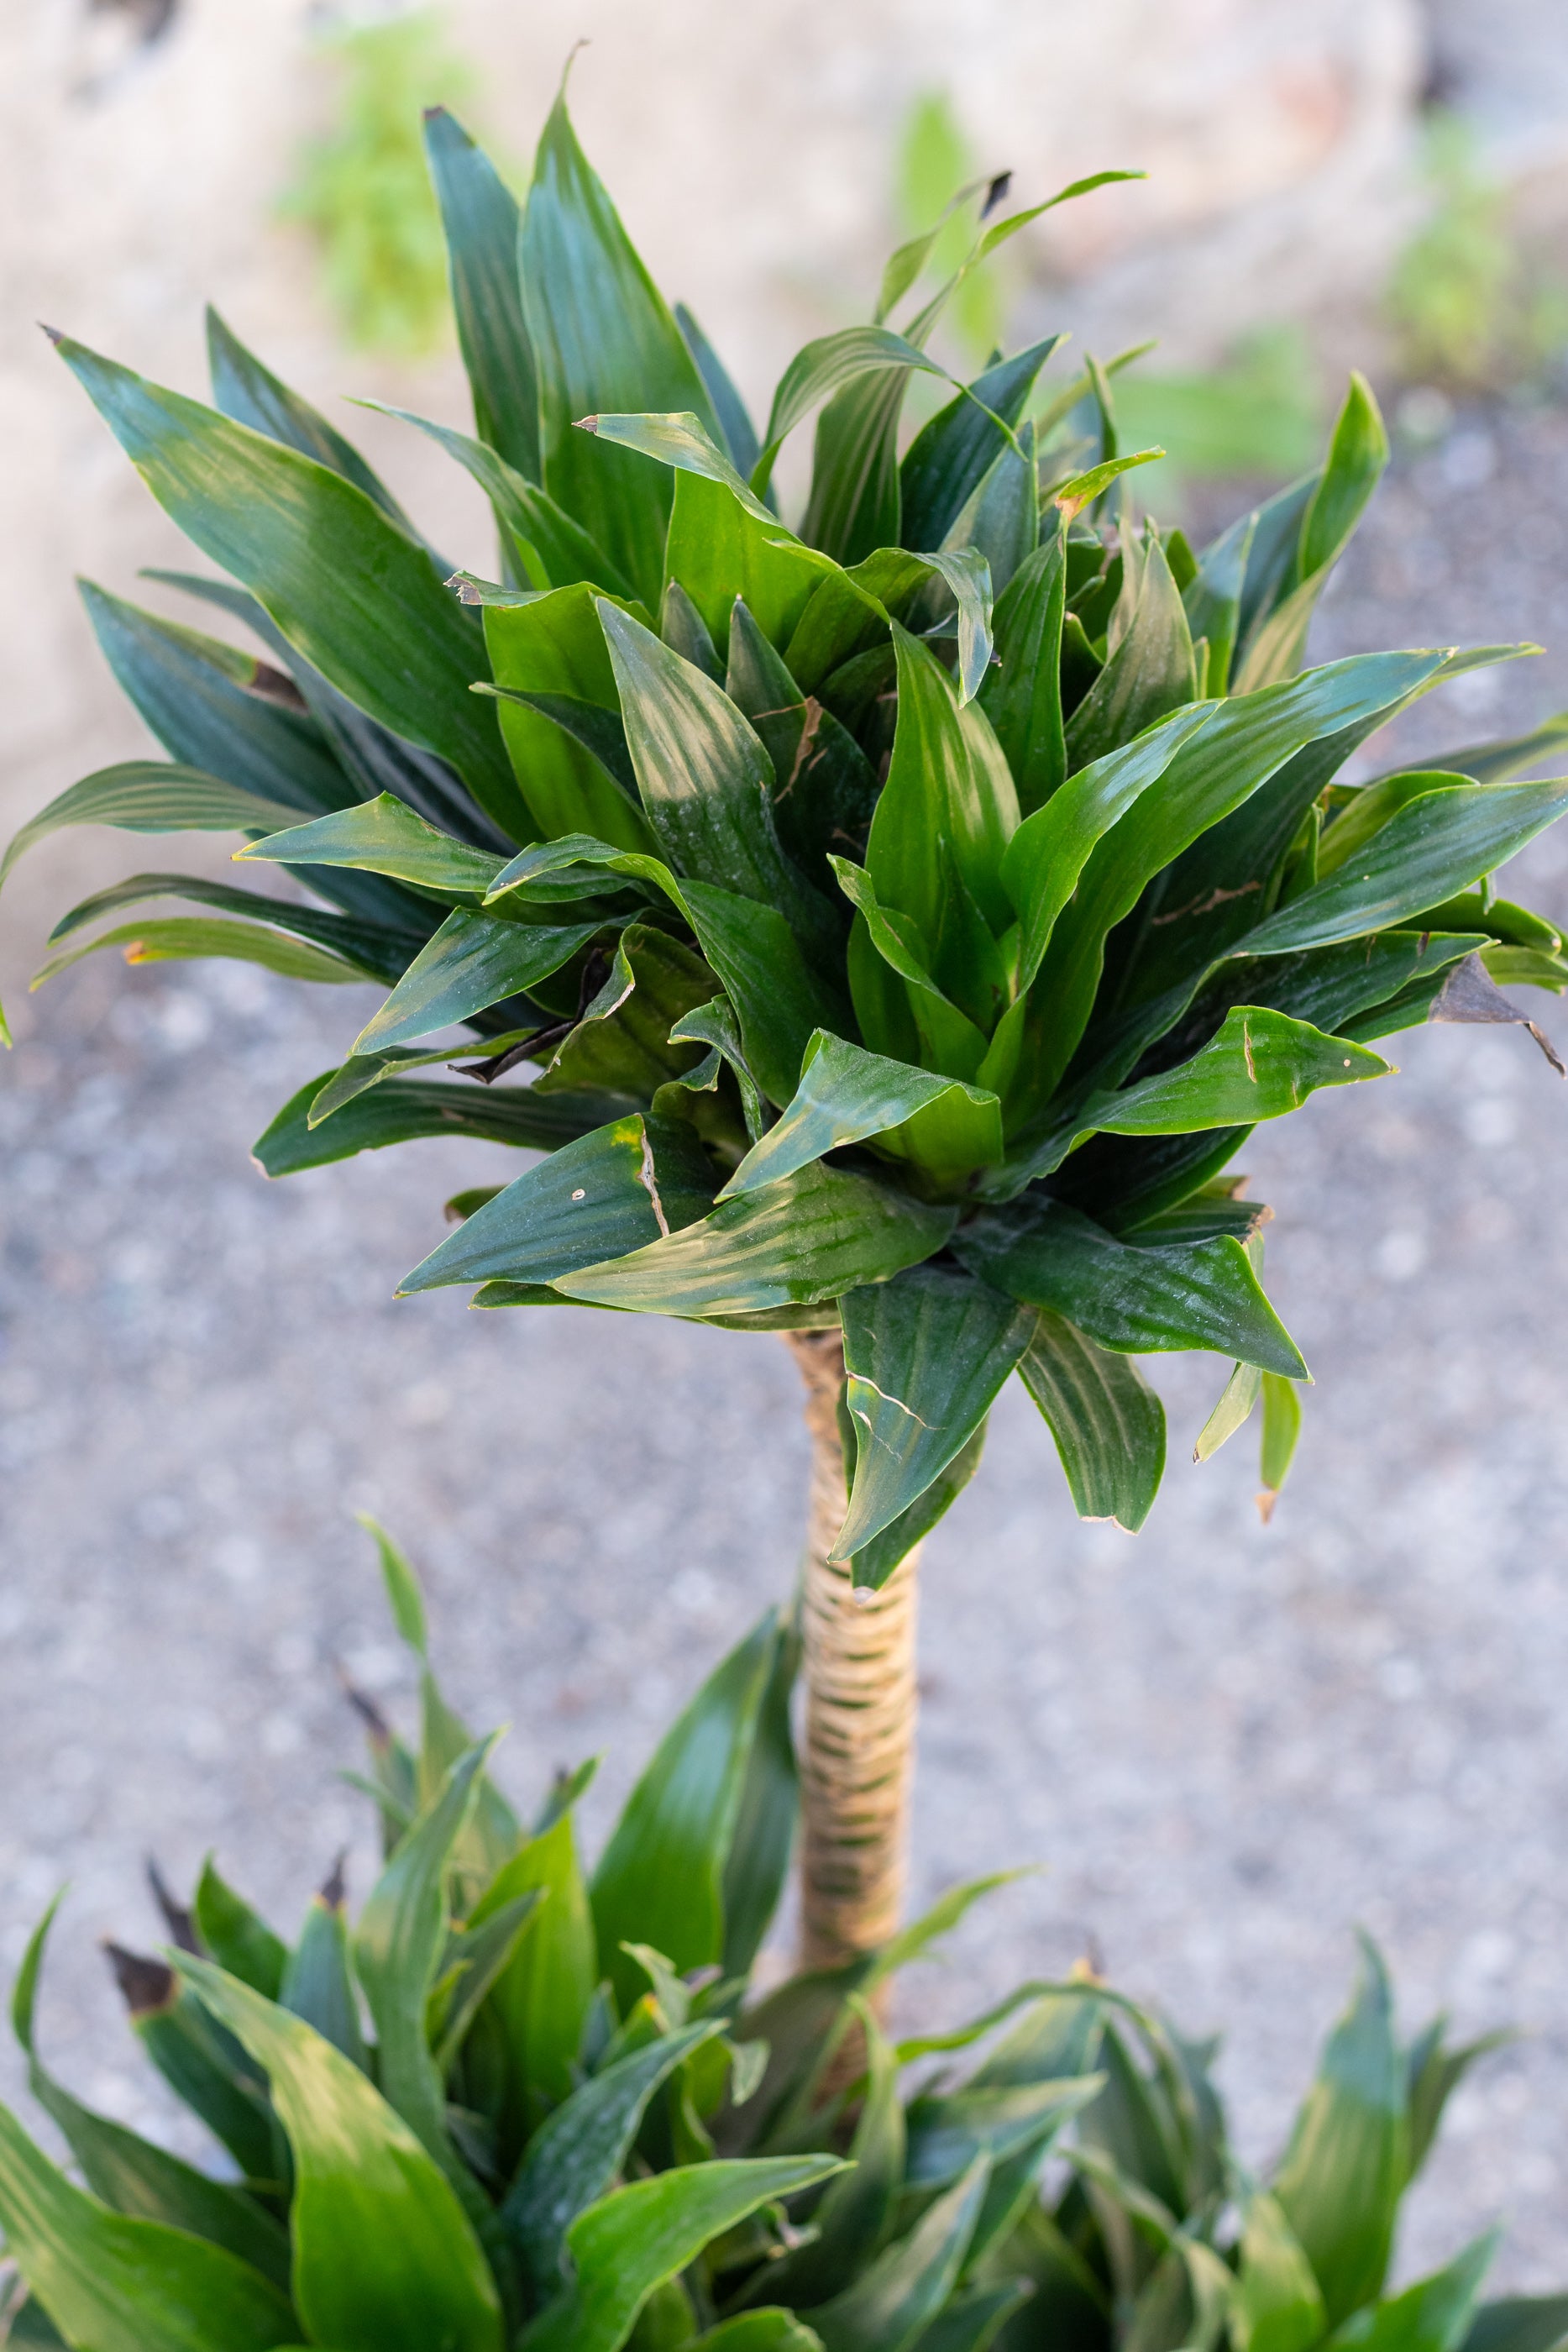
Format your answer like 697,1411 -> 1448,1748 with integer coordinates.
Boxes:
4,397 -> 1568,2287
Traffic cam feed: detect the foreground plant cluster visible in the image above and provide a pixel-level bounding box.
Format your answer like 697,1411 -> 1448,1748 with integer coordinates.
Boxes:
7,64 -> 1568,2352
1,1536 -> 1552,2352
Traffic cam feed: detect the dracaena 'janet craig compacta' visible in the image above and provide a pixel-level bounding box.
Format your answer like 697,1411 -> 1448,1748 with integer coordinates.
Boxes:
9,104 -> 1568,1562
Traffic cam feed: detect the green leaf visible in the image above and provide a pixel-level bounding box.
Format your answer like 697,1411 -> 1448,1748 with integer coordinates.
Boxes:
585,409 -> 782,531
401,1112 -> 716,1292
0,2097 -> 295,2352
720,1032 -> 999,1198
523,2158 -> 843,2352
724,601 -> 879,889
1,760 -> 302,908
1049,449 -> 1164,520
721,1611 -> 800,1981
480,583 -> 657,852
478,1807 -> 598,2127
666,470 -> 825,659
424,108 -> 539,481
556,1160 -> 955,1317
834,1267 -> 1036,1567
504,2022 -> 725,2293
591,1611 -> 779,2007
1258,1373 -> 1303,1518
1051,1009 -> 1391,1170
1240,780 -> 1568,958
1194,1359 -> 1263,1462
522,94 -> 718,609
254,1068 -> 606,1175
355,1740 -> 495,2170
978,522 -> 1067,816
281,1872 -> 367,2071
53,336 -> 522,835
676,305 -> 764,478
1411,711 -> 1568,786
803,2155 -> 991,2352
1002,701 -> 1218,990
905,2076 -> 1102,2187
1183,509 -> 1255,695
1235,2194 -> 1327,2352
846,1420 -> 988,1591
1019,649 -> 1445,1102
1235,376 -> 1388,693
31,912 -> 378,992
759,325 -> 950,486
1016,1310 -> 1166,1530
352,910 -> 606,1053
598,601 -> 828,933
1062,537 -> 1196,775
866,627 -> 1017,981
801,365 -> 912,570
11,1903 -> 290,2293
206,307 -> 416,534
695,2318 -> 825,2352
536,923 -> 721,1100
176,1955 -> 503,2352
900,337 -> 1063,554
1463,2302 -> 1568,2352
1273,1935 -> 1408,2326
915,2286 -> 1031,2352
755,1998 -> 905,2307
45,869 -> 421,987
106,1955 -> 276,2187
1328,2234 -> 1497,2352
954,1197 -> 1304,1373
79,580 -> 354,816
238,792 -> 504,896
192,1864 -> 286,1999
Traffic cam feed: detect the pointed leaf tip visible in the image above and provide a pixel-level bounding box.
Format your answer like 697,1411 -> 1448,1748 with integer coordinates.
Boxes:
39,323 -> 63,344
575,415 -> 600,433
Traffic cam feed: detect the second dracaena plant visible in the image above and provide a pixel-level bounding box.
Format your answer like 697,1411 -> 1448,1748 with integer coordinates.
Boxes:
9,86 -> 1568,1967
3,1530 -> 1557,2352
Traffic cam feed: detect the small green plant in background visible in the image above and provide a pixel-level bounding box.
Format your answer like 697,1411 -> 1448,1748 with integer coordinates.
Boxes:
279,8 -> 480,357
1113,328 -> 1324,505
1387,111 -> 1568,394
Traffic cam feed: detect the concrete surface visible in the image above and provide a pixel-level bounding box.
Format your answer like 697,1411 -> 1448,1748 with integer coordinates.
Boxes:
3,396 -> 1568,2284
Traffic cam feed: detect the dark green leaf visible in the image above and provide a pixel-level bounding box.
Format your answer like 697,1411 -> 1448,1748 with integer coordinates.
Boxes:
1405,711 -> 1568,785
206,306 -> 417,533
178,1955 -> 503,2352
504,2023 -> 725,2293
677,304 -> 763,478
11,1903 -> 291,2292
1241,781 -> 1568,957
1235,2193 -> 1326,2352
79,580 -> 354,816
900,337 -> 1063,553
721,1612 -> 800,1981
845,1420 -> 987,1593
954,1197 -> 1304,1373
0,2097 -> 295,2352
556,1160 -> 955,1317
425,108 -> 539,481
755,1998 -> 905,2307
522,95 -> 719,608
978,522 -> 1067,816
1182,510 -> 1255,696
915,2284 -> 1031,2352
1063,538 -> 1196,774
1463,2301 -> 1568,2352
835,1267 -> 1036,1567
46,870 -> 421,988
1328,2234 -> 1497,2352
254,1069 -> 606,1175
591,1611 -> 779,2007
54,336 -> 521,833
238,791 -> 504,896
719,1032 -> 998,1198
801,365 -> 911,569
1235,376 -> 1387,693
759,325 -> 950,487
0,759 -> 302,909
1016,1310 -> 1166,1530
1273,1936 -> 1408,2326
905,2076 -> 1102,2187
695,2317 -> 825,2352
401,1112 -> 716,1292
523,2157 -> 843,2352
192,1864 -> 286,1999
484,585 -> 660,853
31,913 -> 378,992
281,1877 -> 367,2072
802,2155 -> 990,2352
536,924 -> 720,1102
351,909 -> 605,1053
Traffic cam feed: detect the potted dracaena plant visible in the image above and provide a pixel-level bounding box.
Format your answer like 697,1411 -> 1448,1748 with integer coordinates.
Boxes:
3,1526 -> 1561,2352
6,85 -> 1568,1977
